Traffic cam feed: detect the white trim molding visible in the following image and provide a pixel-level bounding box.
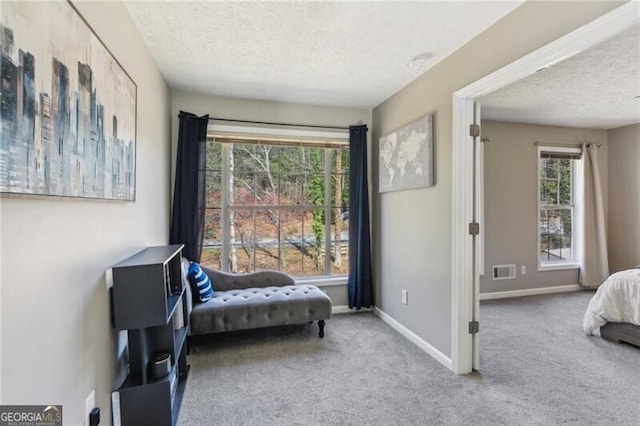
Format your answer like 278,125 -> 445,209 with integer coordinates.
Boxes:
296,276 -> 348,287
479,285 -> 582,301
208,124 -> 348,141
451,2 -> 637,375
374,307 -> 453,372
536,145 -> 582,272
538,263 -> 580,272
331,305 -> 372,314
450,98 -> 475,375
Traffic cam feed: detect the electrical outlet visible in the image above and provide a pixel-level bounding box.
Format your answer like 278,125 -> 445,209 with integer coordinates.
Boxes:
521,265 -> 527,275
85,390 -> 95,426
401,289 -> 408,305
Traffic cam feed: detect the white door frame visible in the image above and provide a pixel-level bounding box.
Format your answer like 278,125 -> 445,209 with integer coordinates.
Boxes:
450,2 -> 638,374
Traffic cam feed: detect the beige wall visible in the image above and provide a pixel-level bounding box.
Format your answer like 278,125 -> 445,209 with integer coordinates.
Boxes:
0,2 -> 171,424
372,1 -> 622,357
608,123 -> 640,272
480,120 -> 608,293
171,90 -> 372,306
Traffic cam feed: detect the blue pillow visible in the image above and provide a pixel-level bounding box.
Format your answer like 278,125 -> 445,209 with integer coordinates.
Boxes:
187,262 -> 214,302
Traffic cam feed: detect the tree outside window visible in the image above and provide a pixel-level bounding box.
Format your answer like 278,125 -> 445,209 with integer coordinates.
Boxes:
539,149 -> 580,266
202,139 -> 349,278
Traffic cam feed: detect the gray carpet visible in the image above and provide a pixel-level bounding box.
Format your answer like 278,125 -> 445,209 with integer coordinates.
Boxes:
178,291 -> 640,425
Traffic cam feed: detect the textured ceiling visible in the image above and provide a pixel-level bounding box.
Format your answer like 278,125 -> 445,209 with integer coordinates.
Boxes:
124,1 -> 522,109
480,23 -> 640,130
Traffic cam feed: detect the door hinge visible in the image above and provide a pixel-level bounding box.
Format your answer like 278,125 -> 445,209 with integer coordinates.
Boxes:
469,124 -> 480,138
468,321 -> 479,334
468,222 -> 480,236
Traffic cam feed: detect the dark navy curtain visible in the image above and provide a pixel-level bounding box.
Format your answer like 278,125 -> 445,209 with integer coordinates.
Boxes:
348,125 -> 373,309
170,111 -> 209,262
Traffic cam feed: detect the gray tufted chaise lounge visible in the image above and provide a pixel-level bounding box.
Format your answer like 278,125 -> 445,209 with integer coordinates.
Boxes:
185,265 -> 332,338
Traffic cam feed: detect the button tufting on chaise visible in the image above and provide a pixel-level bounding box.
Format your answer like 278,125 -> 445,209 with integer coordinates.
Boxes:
186,266 -> 332,339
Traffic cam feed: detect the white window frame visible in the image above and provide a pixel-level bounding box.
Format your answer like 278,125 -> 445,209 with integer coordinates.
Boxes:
537,145 -> 581,271
205,124 -> 350,280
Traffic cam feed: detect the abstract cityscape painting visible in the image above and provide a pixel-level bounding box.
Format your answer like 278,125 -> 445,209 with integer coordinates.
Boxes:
0,1 -> 137,200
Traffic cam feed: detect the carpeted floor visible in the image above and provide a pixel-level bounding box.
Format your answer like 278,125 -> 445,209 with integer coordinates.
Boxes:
178,290 -> 640,425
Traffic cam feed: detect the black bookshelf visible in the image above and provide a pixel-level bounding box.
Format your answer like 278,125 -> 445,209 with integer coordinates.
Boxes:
111,244 -> 189,426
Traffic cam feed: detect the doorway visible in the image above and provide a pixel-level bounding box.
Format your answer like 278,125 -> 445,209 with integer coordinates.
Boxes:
450,2 -> 638,374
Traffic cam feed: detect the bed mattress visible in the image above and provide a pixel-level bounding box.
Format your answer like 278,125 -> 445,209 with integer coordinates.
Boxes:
583,269 -> 640,336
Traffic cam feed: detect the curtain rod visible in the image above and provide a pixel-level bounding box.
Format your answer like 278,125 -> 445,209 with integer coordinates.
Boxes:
201,116 -> 351,131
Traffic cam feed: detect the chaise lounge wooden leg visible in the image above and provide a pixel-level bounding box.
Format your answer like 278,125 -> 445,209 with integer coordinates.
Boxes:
318,320 -> 325,338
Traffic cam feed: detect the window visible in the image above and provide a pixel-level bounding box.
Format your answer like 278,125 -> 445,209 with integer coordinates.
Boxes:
538,146 -> 581,269
202,134 -> 349,278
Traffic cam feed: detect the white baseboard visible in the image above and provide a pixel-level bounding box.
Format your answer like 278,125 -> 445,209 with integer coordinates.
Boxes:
480,284 -> 582,300
373,307 -> 453,372
332,305 -> 372,314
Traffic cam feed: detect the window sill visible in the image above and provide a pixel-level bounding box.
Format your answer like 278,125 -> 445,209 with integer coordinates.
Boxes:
538,263 -> 580,272
295,276 -> 348,287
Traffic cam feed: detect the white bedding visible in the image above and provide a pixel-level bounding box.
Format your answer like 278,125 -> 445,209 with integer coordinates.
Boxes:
583,269 -> 640,334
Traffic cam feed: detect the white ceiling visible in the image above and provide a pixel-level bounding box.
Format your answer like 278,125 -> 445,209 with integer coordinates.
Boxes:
480,22 -> 640,130
124,1 -> 639,128
124,0 -> 523,109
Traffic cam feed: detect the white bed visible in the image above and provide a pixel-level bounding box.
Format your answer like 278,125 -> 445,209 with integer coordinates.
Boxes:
583,269 -> 640,343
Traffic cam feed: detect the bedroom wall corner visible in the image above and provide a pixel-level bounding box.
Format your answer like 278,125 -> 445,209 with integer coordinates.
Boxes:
0,1 -> 171,424
372,1 -> 622,360
480,120 -> 608,294
607,123 -> 640,272
170,90 -> 372,307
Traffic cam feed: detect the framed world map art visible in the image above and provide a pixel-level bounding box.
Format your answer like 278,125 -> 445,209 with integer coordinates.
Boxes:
379,113 -> 434,193
0,0 -> 137,200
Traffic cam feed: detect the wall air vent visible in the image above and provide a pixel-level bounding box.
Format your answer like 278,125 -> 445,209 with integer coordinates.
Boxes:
492,264 -> 516,280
